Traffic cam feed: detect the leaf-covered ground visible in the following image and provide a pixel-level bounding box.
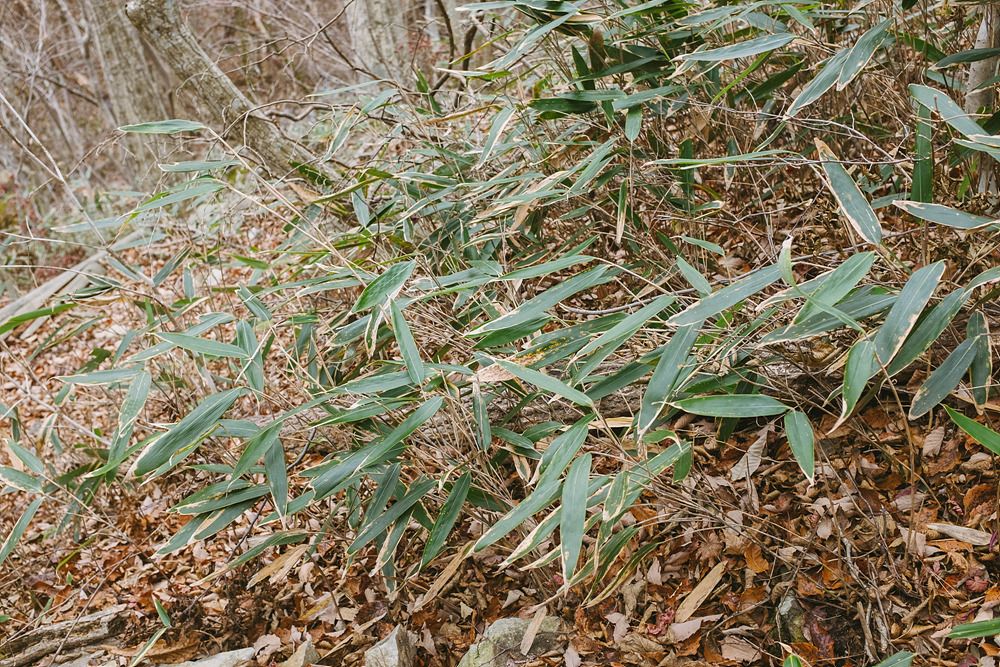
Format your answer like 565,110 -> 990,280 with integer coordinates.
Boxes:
1,176 -> 999,667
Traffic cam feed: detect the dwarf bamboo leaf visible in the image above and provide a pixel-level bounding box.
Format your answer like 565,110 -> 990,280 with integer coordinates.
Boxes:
491,358 -> 594,407
675,33 -> 795,62
560,452 -> 591,583
815,139 -> 883,245
132,388 -> 246,477
786,48 -> 850,117
673,394 -> 788,418
477,106 -> 516,168
421,472 -> 471,568
913,106 -> 933,203
910,84 -> 984,138
311,396 -> 444,498
108,372 -> 152,468
348,478 -> 435,553
470,266 -> 609,335
668,264 -> 782,326
836,339 -> 876,428
136,181 -> 223,212
886,289 -> 968,376
837,18 -> 892,90
264,435 -> 288,516
968,312 -> 991,407
120,119 -> 206,133
158,333 -> 248,359
390,300 -> 425,385
352,261 -> 415,312
873,652 -> 914,667
945,406 -> 1000,456
893,201 -> 998,231
873,261 -> 944,365
949,618 -> 1000,639
0,496 -> 43,567
784,410 -> 815,479
909,337 -> 978,419
638,321 -> 702,434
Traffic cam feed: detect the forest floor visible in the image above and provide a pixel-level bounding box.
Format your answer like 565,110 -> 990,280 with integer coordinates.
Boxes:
2,171 -> 1000,667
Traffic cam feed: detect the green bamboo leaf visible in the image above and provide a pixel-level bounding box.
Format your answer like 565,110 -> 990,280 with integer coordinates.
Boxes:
421,472 -> 472,568
194,500 -> 258,541
937,48 -> 1000,67
390,300 -> 426,385
675,33 -> 795,62
311,396 -> 444,498
0,497 -> 43,567
132,388 -> 246,477
913,106 -> 933,203
159,159 -> 241,172
784,410 -> 814,480
785,48 -> 850,118
348,478 -> 435,553
910,84 -> 984,138
0,466 -> 42,493
837,18 -> 893,89
572,294 -> 676,383
968,312 -> 991,407
235,321 -> 264,393
672,394 -> 788,418
158,333 -> 248,358
352,261 -> 415,312
491,358 -> 594,407
909,337 -> 978,419
63,368 -> 142,385
470,266 -> 610,335
949,618 -> 1000,639
667,264 -> 782,326
477,106 -> 516,168
4,440 -> 42,475
264,434 -> 288,516
477,418 -> 591,551
873,261 -> 944,364
676,257 -> 712,296
893,201 -> 998,231
233,422 -> 281,479
945,406 -> 1000,456
815,139 -> 883,245
560,452 -> 591,583
637,321 -> 702,434
136,181 -> 223,212
128,628 -> 168,667
794,252 -> 875,324
173,485 -> 268,515
874,653 -> 914,667
108,372 -> 152,467
886,289 -> 968,376
499,255 -> 594,280
837,339 -> 876,427
625,106 -> 642,142
120,119 -> 206,134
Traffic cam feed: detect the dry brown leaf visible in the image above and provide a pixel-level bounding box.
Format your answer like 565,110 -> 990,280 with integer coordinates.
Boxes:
674,561 -> 726,624
520,606 -> 548,656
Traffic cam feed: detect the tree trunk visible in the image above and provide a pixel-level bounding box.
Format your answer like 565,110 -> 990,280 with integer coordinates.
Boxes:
966,5 -> 1000,194
965,6 -> 1000,116
83,0 -> 170,186
124,0 -> 329,182
347,0 -> 410,80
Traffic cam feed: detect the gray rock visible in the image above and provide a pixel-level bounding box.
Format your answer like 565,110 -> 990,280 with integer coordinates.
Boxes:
155,648 -> 254,667
277,639 -> 320,667
365,626 -> 416,667
456,617 -> 563,667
